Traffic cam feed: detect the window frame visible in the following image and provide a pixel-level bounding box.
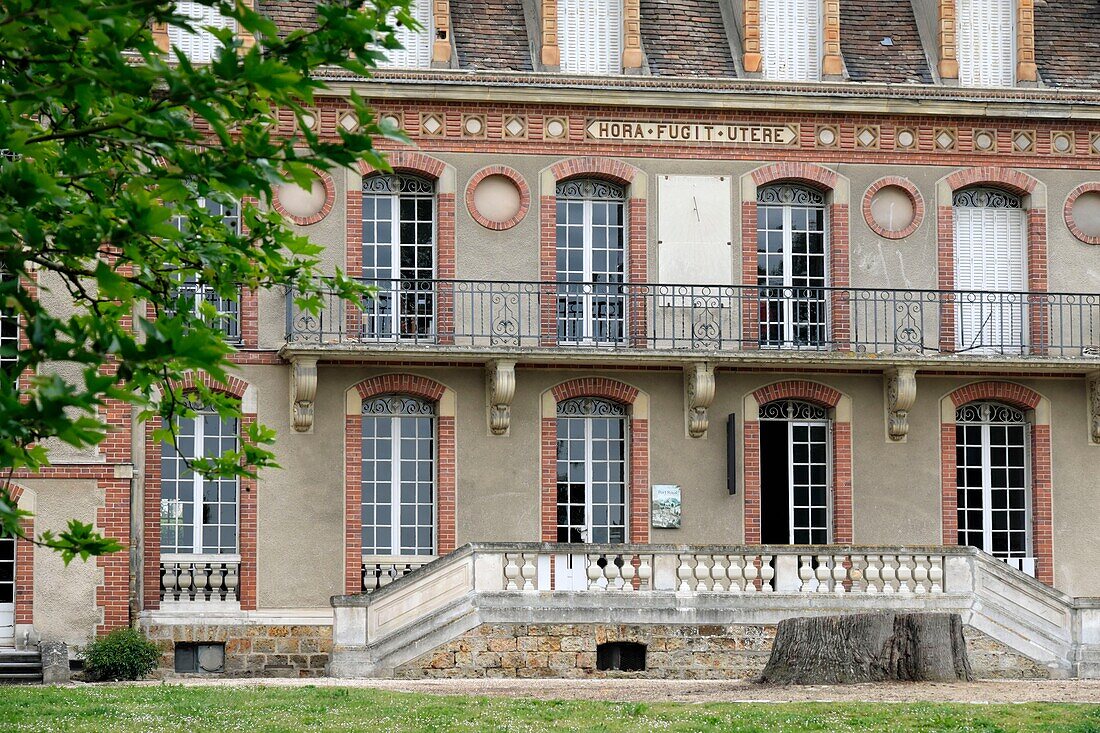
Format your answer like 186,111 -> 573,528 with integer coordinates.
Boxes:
360,394 -> 438,558
159,407 -> 241,557
555,397 -> 629,544
759,399 -> 832,545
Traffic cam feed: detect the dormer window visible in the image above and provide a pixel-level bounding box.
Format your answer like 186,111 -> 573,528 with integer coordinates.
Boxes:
558,0 -> 623,75
168,1 -> 236,64
956,0 -> 1015,87
760,0 -> 822,82
378,0 -> 433,69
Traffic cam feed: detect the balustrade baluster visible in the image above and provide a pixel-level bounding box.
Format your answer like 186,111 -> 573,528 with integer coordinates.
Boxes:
832,555 -> 848,594
929,556 -> 944,593
503,553 -> 520,590
588,554 -> 605,591
637,554 -> 653,591
520,553 -> 537,591
604,555 -> 621,590
798,555 -> 815,592
912,555 -> 930,595
727,556 -> 744,593
711,555 -> 730,592
693,555 -> 711,591
897,555 -> 914,594
815,555 -> 832,593
677,554 -> 694,593
743,556 -> 759,594
194,563 -> 210,601
178,564 -> 194,601
620,555 -> 635,591
224,562 -> 239,601
880,554 -> 897,594
759,555 -> 775,592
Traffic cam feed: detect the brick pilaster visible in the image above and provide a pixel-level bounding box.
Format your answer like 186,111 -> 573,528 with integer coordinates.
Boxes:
742,0 -> 761,73
1016,0 -> 1037,83
622,0 -> 643,71
938,0 -> 959,80
431,0 -> 452,65
822,0 -> 843,77
541,0 -> 560,69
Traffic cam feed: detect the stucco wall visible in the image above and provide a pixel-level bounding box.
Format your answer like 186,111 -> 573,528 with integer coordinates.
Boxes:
19,479 -> 103,648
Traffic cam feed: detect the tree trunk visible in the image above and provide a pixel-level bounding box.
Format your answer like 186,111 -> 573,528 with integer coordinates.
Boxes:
759,612 -> 973,685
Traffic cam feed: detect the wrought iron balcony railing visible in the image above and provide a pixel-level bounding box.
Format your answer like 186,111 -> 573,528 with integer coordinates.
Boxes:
285,279 -> 1100,358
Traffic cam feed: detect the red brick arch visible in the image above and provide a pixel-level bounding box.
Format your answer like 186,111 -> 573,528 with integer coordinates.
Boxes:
940,381 -> 1053,586
344,374 -> 456,593
143,373 -> 258,612
348,152 -> 456,343
936,167 -> 1048,353
742,163 -> 851,350
1064,183 -> 1100,246
539,158 -> 648,347
5,484 -> 33,631
541,377 -> 650,543
743,380 -> 853,544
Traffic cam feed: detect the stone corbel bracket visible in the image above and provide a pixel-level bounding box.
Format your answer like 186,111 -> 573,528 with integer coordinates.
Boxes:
886,366 -> 918,442
290,356 -> 318,433
685,363 -> 716,438
1089,371 -> 1100,445
487,360 -> 517,436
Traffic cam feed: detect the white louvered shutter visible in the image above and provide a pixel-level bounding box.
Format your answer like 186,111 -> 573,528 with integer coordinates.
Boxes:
760,0 -> 821,82
558,0 -> 623,75
168,1 -> 236,64
957,0 -> 1015,87
954,201 -> 1027,353
379,0 -> 433,69
657,176 -> 733,286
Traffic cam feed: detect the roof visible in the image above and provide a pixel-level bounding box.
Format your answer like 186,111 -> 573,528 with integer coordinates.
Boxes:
839,0 -> 933,84
1034,0 -> 1100,88
639,0 -> 737,78
451,0 -> 533,72
256,1 -> 1100,92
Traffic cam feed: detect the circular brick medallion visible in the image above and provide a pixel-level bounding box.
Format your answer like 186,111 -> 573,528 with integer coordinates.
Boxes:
272,168 -> 335,226
863,177 -> 924,240
1065,183 -> 1100,245
466,166 -> 530,231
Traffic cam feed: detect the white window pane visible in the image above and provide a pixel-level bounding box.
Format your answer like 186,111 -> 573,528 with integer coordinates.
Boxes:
377,0 -> 433,69
168,1 -> 236,64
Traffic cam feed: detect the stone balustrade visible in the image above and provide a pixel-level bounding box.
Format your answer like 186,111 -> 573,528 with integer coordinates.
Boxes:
361,555 -> 434,593
160,555 -> 240,604
501,547 -> 946,594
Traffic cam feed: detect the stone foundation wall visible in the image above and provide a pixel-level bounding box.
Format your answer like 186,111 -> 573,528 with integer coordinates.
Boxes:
141,622 -> 332,678
396,622 -> 1052,680
396,623 -> 776,679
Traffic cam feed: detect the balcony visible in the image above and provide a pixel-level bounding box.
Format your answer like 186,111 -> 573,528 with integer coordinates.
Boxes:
284,279 -> 1100,369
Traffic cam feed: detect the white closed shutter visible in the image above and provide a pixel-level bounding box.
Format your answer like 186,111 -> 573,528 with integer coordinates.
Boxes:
657,175 -> 732,285
558,0 -> 622,75
379,0 -> 433,69
760,0 -> 821,82
954,195 -> 1027,353
168,1 -> 236,64
957,0 -> 1015,87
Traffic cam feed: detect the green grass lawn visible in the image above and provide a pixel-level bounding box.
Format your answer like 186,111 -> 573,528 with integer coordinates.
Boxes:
0,685 -> 1098,732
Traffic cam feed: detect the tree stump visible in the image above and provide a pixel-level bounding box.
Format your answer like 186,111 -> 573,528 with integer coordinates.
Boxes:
759,612 -> 973,685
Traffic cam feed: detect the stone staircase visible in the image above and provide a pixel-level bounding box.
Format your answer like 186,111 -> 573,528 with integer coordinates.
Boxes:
329,543 -> 1100,678
0,648 -> 43,684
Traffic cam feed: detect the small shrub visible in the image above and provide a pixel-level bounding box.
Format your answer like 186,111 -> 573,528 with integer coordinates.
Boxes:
83,628 -> 161,681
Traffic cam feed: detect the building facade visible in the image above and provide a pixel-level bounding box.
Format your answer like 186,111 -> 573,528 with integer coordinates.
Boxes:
7,0 -> 1100,679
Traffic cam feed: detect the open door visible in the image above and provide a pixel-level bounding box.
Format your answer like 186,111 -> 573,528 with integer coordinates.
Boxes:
0,536 -> 15,643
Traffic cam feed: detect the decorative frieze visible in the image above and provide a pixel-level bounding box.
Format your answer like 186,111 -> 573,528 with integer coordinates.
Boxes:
886,367 -> 917,442
487,360 -> 517,435
685,363 -> 716,439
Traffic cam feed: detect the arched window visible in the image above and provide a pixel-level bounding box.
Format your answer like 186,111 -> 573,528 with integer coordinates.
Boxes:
759,399 -> 830,544
555,398 -> 628,543
756,184 -> 828,348
361,395 -> 436,556
956,401 -> 1031,569
760,0 -> 821,81
160,407 -> 239,555
558,0 -> 622,75
953,187 -> 1026,354
555,179 -> 627,345
361,174 -> 436,341
168,1 -> 236,64
956,0 -> 1015,88
171,197 -> 242,343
